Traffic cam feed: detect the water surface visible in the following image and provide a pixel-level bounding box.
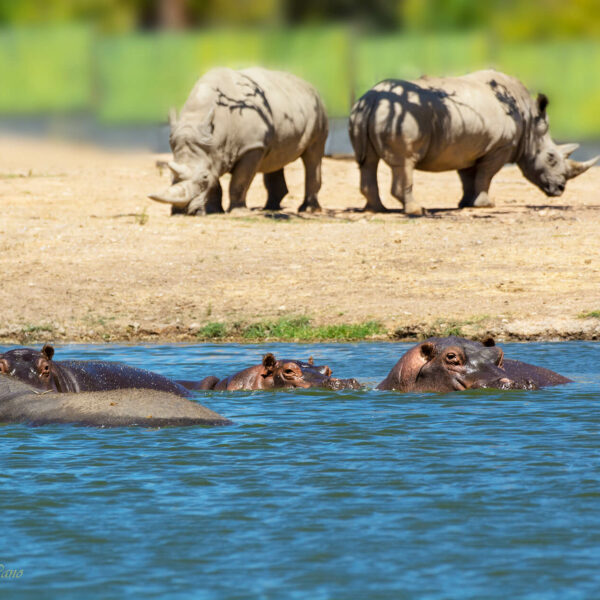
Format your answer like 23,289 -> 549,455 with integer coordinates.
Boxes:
1,342 -> 598,599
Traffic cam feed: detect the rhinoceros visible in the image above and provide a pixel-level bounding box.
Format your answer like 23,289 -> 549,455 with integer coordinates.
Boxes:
349,69 -> 598,215
149,67 -> 329,214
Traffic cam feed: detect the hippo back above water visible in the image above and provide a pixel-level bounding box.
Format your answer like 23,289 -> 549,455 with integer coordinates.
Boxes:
0,345 -> 190,397
349,69 -> 597,214
377,336 -> 572,393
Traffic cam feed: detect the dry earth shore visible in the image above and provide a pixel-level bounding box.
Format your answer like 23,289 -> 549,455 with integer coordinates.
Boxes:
1,136 -> 599,343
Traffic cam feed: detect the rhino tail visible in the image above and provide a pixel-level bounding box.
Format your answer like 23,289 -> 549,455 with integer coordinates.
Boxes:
349,95 -> 376,166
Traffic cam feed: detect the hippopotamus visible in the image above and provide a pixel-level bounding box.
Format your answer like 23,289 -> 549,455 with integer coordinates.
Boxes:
0,375 -> 231,427
179,353 -> 361,392
377,336 -> 572,393
349,69 -> 598,214
149,66 -> 328,214
0,345 -> 191,397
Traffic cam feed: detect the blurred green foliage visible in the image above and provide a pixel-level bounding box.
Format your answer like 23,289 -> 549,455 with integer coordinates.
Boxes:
0,19 -> 599,138
1,0 -> 600,37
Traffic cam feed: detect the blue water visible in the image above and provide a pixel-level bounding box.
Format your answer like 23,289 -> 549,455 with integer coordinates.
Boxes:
1,342 -> 599,599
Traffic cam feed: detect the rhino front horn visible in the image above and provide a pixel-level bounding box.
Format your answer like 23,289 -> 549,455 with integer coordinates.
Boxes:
566,156 -> 599,179
148,181 -> 194,208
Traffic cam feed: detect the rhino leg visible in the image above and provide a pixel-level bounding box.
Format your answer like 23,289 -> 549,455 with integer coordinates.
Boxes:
187,181 -> 224,215
298,142 -> 324,213
458,150 -> 510,208
228,149 -> 264,211
391,162 -> 423,216
263,169 -> 288,211
359,149 -> 387,212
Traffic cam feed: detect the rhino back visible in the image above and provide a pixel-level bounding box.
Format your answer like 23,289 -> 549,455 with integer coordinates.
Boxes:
241,67 -> 328,171
177,67 -> 327,175
366,69 -> 532,171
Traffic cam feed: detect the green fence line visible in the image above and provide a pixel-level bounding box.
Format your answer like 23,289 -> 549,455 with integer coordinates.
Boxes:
0,25 -> 599,138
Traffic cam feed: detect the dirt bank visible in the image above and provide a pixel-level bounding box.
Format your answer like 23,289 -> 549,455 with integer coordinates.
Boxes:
1,136 -> 599,343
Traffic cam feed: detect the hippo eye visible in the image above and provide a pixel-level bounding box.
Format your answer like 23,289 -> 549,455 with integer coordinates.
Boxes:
284,368 -> 295,375
445,352 -> 461,365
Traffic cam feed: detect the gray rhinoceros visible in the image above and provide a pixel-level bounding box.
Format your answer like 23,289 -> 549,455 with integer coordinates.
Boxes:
149,67 -> 329,214
349,69 -> 597,215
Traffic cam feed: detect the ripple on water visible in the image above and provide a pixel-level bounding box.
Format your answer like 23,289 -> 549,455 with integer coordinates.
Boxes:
0,342 -> 598,599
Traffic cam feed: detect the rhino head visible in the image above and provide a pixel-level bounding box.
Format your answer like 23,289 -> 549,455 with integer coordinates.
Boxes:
149,108 -> 224,215
518,94 -> 598,197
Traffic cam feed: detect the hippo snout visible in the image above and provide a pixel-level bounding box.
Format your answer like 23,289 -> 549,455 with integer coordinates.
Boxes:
324,378 -> 362,391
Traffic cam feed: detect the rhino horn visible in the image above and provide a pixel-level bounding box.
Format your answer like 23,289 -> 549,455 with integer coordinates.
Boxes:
148,181 -> 194,208
566,155 -> 599,179
558,143 -> 579,158
167,160 -> 190,180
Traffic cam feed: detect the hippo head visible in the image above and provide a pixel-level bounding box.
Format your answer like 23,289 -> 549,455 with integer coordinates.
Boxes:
518,94 -> 598,197
0,344 -> 58,391
377,337 -> 536,393
262,354 -> 361,391
148,108 -> 223,215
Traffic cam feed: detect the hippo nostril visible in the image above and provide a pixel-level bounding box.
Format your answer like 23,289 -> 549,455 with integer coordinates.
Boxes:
557,183 -> 565,192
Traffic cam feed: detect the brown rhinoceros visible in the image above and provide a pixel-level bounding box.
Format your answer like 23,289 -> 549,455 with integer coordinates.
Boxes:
349,69 -> 598,215
149,67 -> 329,214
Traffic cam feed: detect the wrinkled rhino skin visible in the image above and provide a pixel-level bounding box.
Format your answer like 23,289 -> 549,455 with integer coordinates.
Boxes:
0,345 -> 191,397
149,66 -> 329,215
180,353 -> 362,392
349,69 -> 598,215
0,375 -> 232,427
377,336 -> 572,393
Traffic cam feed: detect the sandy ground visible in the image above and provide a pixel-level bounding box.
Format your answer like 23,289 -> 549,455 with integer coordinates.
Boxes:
1,135 -> 599,343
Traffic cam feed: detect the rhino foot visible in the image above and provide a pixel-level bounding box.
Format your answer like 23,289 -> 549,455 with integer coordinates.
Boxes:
404,202 -> 424,216
298,201 -> 322,213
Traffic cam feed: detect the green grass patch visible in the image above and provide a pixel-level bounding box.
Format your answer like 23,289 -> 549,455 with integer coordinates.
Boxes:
578,310 -> 600,319
195,317 -> 385,342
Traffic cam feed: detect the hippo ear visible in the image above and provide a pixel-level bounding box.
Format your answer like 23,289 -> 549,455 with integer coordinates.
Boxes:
482,337 -> 496,347
261,353 -> 277,376
0,358 -> 9,374
308,356 -> 314,366
41,344 -> 54,361
419,342 -> 437,361
536,93 -> 549,118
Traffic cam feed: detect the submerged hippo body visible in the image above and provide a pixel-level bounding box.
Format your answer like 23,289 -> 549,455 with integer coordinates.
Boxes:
0,375 -> 231,427
377,337 -> 571,393
0,345 -> 190,397
180,353 -> 361,392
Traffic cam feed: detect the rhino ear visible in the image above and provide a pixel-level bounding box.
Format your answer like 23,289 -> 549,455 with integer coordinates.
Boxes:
148,180 -> 195,208
198,107 -> 215,144
168,107 -> 178,131
41,344 -> 54,361
536,93 -> 549,118
558,143 -> 579,158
